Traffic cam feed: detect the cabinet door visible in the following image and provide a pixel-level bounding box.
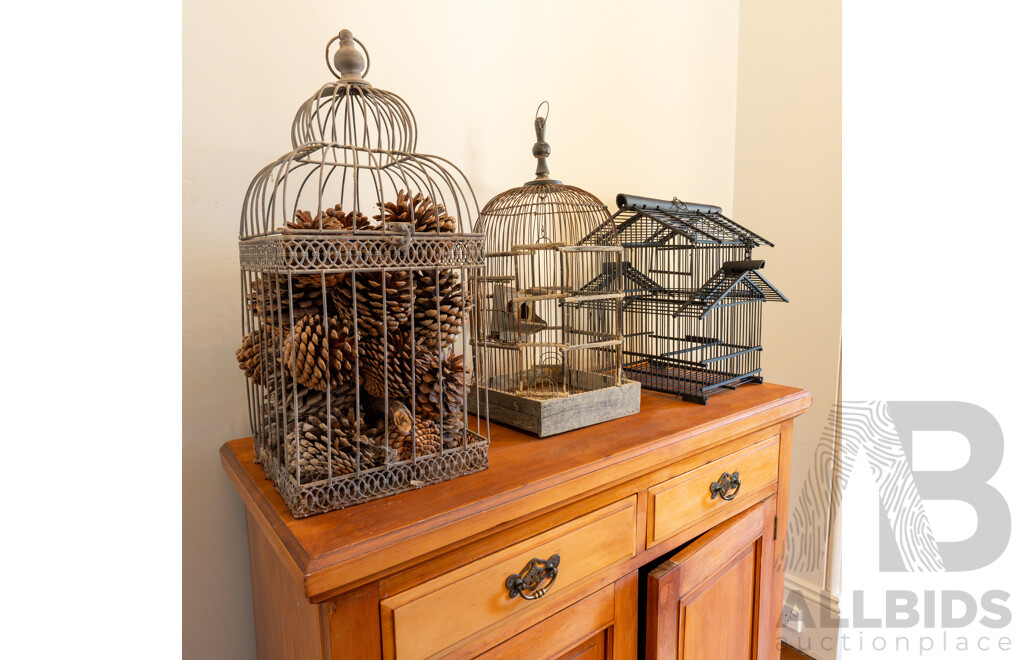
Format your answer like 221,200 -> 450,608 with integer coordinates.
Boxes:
645,501 -> 775,660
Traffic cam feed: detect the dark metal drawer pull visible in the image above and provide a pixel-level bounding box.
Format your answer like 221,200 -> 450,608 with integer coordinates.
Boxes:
710,471 -> 741,501
505,554 -> 560,600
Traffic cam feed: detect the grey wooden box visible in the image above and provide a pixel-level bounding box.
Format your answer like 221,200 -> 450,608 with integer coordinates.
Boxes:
468,368 -> 641,437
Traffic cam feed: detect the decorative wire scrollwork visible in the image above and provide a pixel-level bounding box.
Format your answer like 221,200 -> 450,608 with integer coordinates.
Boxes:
239,234 -> 486,272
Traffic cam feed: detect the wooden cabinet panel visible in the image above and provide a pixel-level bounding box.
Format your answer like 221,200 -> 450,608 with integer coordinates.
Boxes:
680,550 -> 756,660
648,436 -> 778,547
646,503 -> 768,660
223,385 -> 810,660
323,582 -> 381,660
381,498 -> 636,660
475,585 -> 614,660
611,571 -> 639,659
245,510 -> 326,660
555,631 -> 608,660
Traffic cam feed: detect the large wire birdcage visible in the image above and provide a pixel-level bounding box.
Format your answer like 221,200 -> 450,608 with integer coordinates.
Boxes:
468,104 -> 640,436
610,194 -> 788,404
236,29 -> 489,518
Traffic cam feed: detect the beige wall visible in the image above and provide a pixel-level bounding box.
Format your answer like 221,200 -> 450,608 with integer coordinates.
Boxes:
732,0 -> 842,616
184,1 -> 745,657
185,2 -> 842,657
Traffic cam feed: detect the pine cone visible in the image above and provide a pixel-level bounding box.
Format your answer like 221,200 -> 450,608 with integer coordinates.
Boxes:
356,330 -> 416,400
296,271 -> 348,289
287,209 -> 342,232
285,206 -> 373,232
375,190 -> 457,233
282,411 -> 390,482
320,204 -> 374,231
414,268 -> 465,349
238,325 -> 293,387
263,380 -> 359,425
236,331 -> 266,383
336,410 -> 391,467
414,349 -> 467,422
331,270 -> 413,336
441,415 -> 467,450
330,407 -> 368,443
389,418 -> 442,461
354,428 -> 392,467
248,275 -> 326,326
283,414 -> 357,483
283,314 -> 358,392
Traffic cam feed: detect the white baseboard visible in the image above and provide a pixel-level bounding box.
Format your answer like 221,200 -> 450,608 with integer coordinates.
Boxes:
781,574 -> 842,660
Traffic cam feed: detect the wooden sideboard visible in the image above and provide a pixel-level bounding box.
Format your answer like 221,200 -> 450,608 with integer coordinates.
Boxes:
221,384 -> 811,659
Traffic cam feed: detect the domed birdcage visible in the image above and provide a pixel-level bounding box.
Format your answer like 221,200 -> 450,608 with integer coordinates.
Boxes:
468,104 -> 640,437
237,29 -> 489,518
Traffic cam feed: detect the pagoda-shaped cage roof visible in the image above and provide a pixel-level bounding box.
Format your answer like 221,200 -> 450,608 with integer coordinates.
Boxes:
611,194 -> 773,248
675,261 -> 788,319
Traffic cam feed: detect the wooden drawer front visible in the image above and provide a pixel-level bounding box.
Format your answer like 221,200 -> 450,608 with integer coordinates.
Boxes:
381,497 -> 636,660
648,436 -> 779,547
475,584 -> 614,660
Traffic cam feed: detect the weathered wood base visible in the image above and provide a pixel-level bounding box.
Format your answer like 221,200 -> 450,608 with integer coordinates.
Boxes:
468,370 -> 641,437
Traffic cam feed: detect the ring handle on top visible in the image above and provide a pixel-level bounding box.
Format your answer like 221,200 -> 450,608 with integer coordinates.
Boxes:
325,29 -> 371,82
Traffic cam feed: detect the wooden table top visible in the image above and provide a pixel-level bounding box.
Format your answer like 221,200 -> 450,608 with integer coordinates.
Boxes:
221,383 -> 811,600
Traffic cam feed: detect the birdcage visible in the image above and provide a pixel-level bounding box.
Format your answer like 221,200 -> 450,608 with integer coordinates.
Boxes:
467,104 -> 640,436
610,194 -> 788,404
236,29 -> 489,517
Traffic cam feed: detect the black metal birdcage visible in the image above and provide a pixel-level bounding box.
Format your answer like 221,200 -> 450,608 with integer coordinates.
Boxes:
608,194 -> 788,404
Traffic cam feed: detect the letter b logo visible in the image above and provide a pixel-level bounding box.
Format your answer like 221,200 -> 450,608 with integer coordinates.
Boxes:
881,402 -> 1010,571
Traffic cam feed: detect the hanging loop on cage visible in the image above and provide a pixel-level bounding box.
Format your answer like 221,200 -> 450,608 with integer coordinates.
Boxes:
325,29 -> 371,83
527,101 -> 560,186
535,101 -> 550,124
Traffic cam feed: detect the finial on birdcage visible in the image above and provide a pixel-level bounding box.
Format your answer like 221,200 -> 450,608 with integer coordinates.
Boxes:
326,29 -> 371,84
526,101 -> 561,186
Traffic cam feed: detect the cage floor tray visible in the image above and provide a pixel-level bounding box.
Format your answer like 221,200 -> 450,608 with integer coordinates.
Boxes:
469,368 -> 640,437
623,360 -> 762,404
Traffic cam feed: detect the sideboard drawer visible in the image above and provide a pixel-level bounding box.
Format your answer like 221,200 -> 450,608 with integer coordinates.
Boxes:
648,435 -> 779,547
380,497 -> 636,660
474,584 -> 615,660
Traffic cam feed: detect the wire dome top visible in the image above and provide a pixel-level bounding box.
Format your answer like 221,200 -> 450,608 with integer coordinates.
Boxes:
476,183 -> 617,251
239,28 -> 481,261
290,29 -> 418,152
474,104 -> 617,250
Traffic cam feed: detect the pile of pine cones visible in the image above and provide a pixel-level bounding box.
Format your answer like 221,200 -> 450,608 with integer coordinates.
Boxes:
236,191 -> 470,483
